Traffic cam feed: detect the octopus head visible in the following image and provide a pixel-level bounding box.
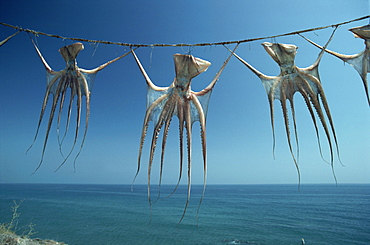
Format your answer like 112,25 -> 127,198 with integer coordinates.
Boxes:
59,42 -> 84,64
349,24 -> 370,40
173,54 -> 211,81
262,42 -> 297,67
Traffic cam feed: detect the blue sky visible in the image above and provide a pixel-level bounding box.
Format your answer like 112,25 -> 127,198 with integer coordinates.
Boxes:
0,0 -> 369,185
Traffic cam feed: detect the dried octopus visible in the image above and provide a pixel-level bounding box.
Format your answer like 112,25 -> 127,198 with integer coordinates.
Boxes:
28,41 -> 132,172
226,29 -> 340,184
301,24 -> 370,105
132,47 -> 236,222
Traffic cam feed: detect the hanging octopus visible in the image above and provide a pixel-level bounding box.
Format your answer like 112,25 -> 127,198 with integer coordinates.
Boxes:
132,48 -> 235,222
28,40 -> 133,173
226,29 -> 340,184
301,24 -> 370,105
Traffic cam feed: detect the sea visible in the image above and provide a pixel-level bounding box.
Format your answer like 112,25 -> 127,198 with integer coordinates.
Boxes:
0,184 -> 369,245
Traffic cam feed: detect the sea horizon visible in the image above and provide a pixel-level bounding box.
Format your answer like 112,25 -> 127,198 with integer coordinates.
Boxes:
1,183 -> 369,244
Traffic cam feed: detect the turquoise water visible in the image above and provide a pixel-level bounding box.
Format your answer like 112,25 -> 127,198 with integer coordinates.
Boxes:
0,184 -> 369,244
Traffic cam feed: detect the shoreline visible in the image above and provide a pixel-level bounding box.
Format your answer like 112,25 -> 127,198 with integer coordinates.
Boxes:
0,233 -> 66,245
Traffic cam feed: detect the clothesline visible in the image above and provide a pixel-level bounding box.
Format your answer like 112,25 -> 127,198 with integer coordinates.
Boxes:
1,15 -> 369,48
2,15 -> 369,219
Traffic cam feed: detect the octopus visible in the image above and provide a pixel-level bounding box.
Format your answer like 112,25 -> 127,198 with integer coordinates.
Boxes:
300,24 -> 370,105
226,29 -> 340,184
28,40 -> 133,173
132,47 -> 236,222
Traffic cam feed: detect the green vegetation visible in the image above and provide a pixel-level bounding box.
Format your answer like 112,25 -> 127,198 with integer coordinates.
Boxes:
0,200 -> 36,237
0,201 -> 66,245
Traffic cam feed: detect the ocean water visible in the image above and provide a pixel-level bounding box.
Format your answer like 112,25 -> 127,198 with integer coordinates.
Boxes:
0,184 -> 369,245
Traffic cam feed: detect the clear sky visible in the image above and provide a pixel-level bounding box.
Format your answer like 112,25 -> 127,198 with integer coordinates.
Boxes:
0,0 -> 369,185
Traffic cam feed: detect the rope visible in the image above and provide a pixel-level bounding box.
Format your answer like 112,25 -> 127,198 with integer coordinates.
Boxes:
1,15 -> 369,48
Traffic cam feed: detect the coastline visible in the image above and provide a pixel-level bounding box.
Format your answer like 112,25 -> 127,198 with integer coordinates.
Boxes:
0,233 -> 66,245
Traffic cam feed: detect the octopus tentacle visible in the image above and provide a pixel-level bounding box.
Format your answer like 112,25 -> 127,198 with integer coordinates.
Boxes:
317,93 -> 339,182
300,71 -> 340,169
56,77 -> 83,170
132,121 -> 149,191
147,98 -> 179,212
30,39 -> 54,73
310,93 -> 337,183
289,96 -> 300,162
225,45 -> 278,157
57,82 -> 76,155
177,107 -> 184,190
56,82 -> 68,130
131,49 -> 166,91
308,27 -> 337,71
26,75 -> 59,154
156,100 -> 176,201
195,45 -> 239,97
300,29 -> 370,106
165,102 -> 184,199
147,111 -> 165,204
179,101 -> 193,224
32,78 -> 64,174
300,33 -> 361,61
266,78 -> 283,158
27,66 -> 64,150
80,49 -> 135,74
225,46 -> 272,81
56,81 -> 69,156
0,30 -> 20,47
280,93 -> 300,184
267,92 -> 276,159
191,96 -> 207,185
348,25 -> 370,105
359,52 -> 369,103
190,94 -> 207,223
146,114 -> 165,223
54,74 -> 85,172
297,83 -> 328,163
297,30 -> 340,169
71,76 -> 92,171
134,93 -> 169,184
317,90 -> 340,159
306,86 -> 335,163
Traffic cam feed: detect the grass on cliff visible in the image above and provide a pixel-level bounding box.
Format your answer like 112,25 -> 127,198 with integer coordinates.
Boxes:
0,200 -> 37,237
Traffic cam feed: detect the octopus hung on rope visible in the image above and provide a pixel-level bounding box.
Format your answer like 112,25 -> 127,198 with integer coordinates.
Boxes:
28,40 -> 133,173
226,29 -> 340,184
132,47 -> 236,222
301,24 -> 370,105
